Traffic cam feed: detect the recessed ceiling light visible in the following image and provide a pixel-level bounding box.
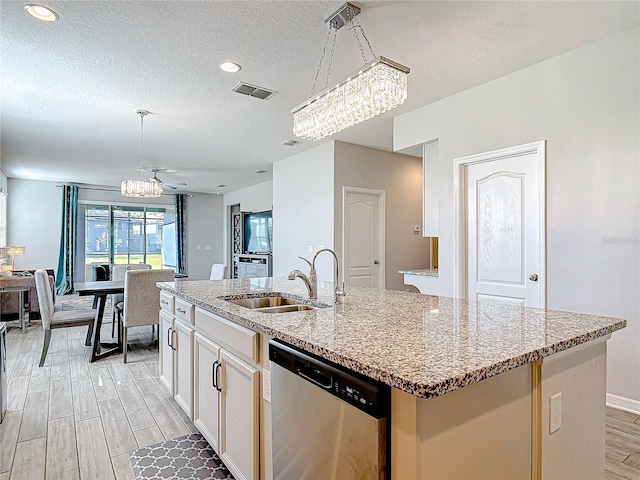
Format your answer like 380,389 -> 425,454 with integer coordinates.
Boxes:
253,169 -> 267,174
220,62 -> 241,73
215,184 -> 227,188
25,4 -> 59,21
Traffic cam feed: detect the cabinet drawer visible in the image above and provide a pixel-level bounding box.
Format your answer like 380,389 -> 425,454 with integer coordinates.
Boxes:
160,291 -> 174,314
195,307 -> 258,363
175,298 -> 194,325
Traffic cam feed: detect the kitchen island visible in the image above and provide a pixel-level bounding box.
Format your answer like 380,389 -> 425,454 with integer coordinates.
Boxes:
158,277 -> 626,479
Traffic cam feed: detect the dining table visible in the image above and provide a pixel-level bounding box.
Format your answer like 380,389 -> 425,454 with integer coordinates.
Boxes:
74,280 -> 124,362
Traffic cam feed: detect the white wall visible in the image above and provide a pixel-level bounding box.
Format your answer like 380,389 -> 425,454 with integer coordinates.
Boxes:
394,28 -> 640,402
186,192 -> 224,280
334,142 -> 430,291
273,142 -> 335,281
7,179 -> 61,270
224,180 -> 273,213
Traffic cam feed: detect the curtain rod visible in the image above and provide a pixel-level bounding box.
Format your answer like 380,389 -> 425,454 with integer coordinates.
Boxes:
55,185 -> 192,197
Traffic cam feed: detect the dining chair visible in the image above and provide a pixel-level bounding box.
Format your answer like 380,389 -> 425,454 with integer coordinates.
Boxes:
120,268 -> 174,363
209,263 -> 228,280
34,269 -> 96,367
111,264 -> 151,336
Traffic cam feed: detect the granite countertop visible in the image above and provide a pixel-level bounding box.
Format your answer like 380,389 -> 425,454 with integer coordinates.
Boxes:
158,277 -> 626,399
398,268 -> 439,277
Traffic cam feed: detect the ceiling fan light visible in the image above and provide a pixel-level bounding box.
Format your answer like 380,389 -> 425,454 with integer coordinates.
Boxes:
25,4 -> 59,21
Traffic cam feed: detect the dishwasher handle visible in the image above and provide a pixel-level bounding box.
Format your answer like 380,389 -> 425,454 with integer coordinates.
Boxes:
296,363 -> 333,389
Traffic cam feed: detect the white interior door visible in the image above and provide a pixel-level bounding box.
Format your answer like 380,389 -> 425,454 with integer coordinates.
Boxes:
463,142 -> 545,308
343,188 -> 385,289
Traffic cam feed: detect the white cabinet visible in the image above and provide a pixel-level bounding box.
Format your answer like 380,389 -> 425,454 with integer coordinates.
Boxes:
174,319 -> 194,418
193,322 -> 259,480
159,310 -> 174,393
159,300 -> 194,420
219,349 -> 259,480
194,333 -> 221,451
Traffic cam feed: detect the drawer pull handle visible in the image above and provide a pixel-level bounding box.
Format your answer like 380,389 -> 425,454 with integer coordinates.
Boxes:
167,327 -> 173,349
215,362 -> 222,392
177,307 -> 186,314
161,300 -> 168,305
212,361 -> 218,389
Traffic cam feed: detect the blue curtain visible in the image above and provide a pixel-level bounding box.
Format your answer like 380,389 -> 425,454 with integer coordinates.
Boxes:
174,193 -> 187,275
56,185 -> 78,295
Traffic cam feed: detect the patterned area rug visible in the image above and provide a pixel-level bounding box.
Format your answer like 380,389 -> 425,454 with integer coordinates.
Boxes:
130,433 -> 234,479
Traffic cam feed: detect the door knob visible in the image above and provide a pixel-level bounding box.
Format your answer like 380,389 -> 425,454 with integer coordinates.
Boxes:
374,260 -> 380,265
529,274 -> 538,282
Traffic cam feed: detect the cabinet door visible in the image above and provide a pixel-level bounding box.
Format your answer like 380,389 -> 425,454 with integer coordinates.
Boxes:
174,319 -> 194,419
219,349 -> 259,480
257,265 -> 268,277
193,333 -> 221,453
159,311 -> 175,394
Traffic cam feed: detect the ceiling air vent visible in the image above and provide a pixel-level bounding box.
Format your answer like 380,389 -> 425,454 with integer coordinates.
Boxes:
231,82 -> 277,100
253,169 -> 268,174
215,184 -> 227,188
282,139 -> 301,147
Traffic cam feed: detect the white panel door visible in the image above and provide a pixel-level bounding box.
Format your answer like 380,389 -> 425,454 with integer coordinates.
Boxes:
467,153 -> 542,307
159,311 -> 174,394
193,333 -> 221,453
219,349 -> 259,480
174,319 -> 194,419
344,190 -> 384,288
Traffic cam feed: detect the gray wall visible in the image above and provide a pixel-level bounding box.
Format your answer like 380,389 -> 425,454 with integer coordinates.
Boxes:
186,192 -> 224,280
7,179 -> 61,270
272,142 -> 335,282
334,142 -> 430,291
394,28 -> 639,402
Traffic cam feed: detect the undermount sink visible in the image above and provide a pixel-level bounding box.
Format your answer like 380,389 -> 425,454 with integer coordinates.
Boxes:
221,294 -> 330,313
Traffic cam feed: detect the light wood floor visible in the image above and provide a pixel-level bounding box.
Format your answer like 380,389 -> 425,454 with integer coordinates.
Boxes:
606,406 -> 640,479
2,306 -> 639,479
1,308 -> 197,480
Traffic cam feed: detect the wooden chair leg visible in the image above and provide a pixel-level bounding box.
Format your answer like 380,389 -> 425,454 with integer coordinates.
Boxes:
39,329 -> 52,367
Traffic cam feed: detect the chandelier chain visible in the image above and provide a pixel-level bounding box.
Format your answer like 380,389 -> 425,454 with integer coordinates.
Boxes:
349,16 -> 376,61
311,28 -> 332,96
139,111 -> 146,180
324,28 -> 338,89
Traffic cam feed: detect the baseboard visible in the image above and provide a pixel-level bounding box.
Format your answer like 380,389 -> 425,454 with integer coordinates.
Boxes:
607,393 -> 640,415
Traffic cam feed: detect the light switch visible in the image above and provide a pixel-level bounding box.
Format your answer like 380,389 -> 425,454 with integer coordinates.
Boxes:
307,246 -> 313,254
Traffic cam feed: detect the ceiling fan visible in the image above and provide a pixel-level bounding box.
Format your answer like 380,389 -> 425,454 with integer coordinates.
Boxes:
150,168 -> 187,191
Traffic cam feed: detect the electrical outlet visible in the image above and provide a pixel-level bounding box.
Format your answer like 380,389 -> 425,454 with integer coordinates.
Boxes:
204,245 -> 212,251
307,246 -> 313,254
413,225 -> 421,234
549,392 -> 562,433
263,369 -> 271,402
317,245 -> 324,251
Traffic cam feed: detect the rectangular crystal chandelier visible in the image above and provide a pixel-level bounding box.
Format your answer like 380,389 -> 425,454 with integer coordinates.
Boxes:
292,3 -> 410,141
292,57 -> 409,141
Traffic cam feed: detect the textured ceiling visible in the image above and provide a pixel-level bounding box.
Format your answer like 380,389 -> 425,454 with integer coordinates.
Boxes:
1,1 -> 638,194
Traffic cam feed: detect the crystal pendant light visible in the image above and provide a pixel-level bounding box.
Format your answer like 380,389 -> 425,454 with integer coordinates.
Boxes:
292,3 -> 409,141
121,110 -> 162,198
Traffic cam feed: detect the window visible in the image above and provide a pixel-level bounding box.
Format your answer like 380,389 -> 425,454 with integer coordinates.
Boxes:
84,203 -> 174,279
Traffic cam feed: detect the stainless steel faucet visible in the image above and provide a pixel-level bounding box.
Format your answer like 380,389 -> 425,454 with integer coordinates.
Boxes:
287,248 -> 346,303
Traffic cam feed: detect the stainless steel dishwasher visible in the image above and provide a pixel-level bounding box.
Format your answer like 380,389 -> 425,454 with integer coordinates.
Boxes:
269,340 -> 390,480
